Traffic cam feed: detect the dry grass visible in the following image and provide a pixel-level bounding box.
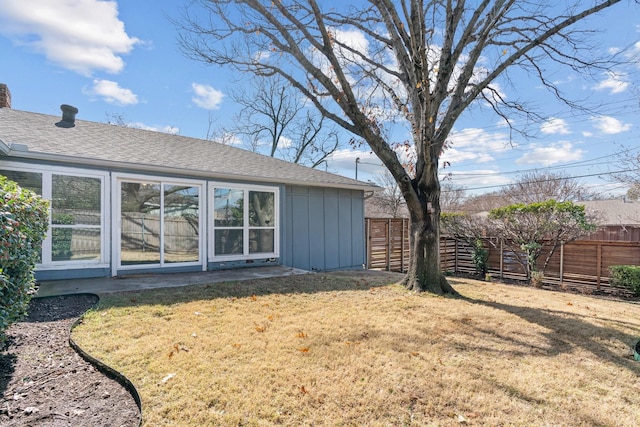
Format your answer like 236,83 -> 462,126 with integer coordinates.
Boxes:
72,271 -> 640,426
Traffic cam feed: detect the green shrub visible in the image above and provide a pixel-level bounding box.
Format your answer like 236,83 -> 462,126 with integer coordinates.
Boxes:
1,175 -> 49,342
609,265 -> 640,296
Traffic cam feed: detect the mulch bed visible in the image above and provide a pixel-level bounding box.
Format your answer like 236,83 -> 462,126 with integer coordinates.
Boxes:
0,295 -> 141,426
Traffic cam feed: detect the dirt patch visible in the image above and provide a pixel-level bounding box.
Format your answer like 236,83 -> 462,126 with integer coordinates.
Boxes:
0,295 -> 141,426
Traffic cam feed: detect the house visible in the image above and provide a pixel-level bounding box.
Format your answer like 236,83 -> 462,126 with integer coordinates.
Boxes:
580,198 -> 640,242
0,84 -> 375,281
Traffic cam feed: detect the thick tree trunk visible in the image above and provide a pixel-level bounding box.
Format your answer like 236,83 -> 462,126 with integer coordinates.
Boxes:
401,171 -> 458,295
402,213 -> 458,295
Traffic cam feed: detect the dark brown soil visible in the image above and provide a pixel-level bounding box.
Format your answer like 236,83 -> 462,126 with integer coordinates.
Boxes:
0,295 -> 141,426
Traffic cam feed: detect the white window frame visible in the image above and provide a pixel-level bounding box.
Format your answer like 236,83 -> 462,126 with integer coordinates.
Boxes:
0,161 -> 109,270
113,173 -> 206,275
208,182 -> 280,262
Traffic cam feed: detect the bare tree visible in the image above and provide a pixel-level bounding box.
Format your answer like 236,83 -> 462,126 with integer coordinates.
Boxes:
610,145 -> 640,195
458,191 -> 511,214
440,182 -> 466,213
367,170 -> 407,218
503,171 -> 594,204
222,76 -> 341,168
177,0 -> 625,294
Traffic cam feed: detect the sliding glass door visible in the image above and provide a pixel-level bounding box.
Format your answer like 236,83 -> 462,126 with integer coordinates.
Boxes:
118,177 -> 203,270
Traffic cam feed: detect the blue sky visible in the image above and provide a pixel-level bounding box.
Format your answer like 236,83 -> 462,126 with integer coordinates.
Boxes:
1,0 -> 639,199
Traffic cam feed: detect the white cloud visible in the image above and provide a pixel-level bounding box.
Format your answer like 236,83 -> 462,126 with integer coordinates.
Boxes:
0,0 -> 140,76
84,79 -> 138,105
516,141 -> 583,166
540,117 -> 571,135
592,71 -> 629,94
126,122 -> 179,134
448,169 -> 511,189
439,128 -> 514,168
278,136 -> 293,149
591,115 -> 631,134
191,83 -> 224,110
333,28 -> 370,63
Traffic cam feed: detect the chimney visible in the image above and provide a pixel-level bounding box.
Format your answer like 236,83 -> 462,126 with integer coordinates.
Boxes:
0,84 -> 11,108
55,104 -> 79,128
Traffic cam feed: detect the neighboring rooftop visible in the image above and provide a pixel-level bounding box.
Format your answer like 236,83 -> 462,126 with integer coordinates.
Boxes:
581,199 -> 640,226
0,107 -> 374,191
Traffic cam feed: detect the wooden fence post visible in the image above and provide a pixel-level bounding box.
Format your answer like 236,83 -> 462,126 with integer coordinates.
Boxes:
596,243 -> 602,290
366,218 -> 371,269
559,243 -> 564,286
401,218 -> 406,273
386,219 -> 391,271
500,240 -> 504,279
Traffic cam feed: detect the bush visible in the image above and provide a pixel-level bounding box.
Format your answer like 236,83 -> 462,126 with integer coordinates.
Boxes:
609,265 -> 640,296
1,175 -> 49,342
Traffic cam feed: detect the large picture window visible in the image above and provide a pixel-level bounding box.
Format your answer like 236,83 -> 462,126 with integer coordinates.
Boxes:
211,184 -> 278,260
0,164 -> 107,267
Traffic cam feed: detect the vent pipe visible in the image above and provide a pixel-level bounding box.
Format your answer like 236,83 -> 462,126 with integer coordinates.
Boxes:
55,104 -> 79,128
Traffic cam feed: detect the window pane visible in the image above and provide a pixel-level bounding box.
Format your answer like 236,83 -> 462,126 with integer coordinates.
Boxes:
0,170 -> 42,195
52,175 -> 101,225
164,185 -> 199,263
249,191 -> 275,227
249,229 -> 274,254
51,228 -> 101,261
214,188 -> 244,227
215,229 -> 243,255
121,182 -> 161,265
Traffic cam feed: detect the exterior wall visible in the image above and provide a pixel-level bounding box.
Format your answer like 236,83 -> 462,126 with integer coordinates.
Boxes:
2,158 -> 367,280
282,186 -> 365,271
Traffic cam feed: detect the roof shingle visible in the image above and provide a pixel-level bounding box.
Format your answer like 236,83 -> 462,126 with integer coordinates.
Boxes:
0,108 -> 374,190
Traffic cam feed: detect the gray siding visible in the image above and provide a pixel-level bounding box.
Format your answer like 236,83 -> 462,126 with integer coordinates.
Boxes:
282,186 -> 365,271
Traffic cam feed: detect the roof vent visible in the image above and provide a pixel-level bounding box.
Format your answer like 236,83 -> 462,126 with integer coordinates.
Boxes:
55,104 -> 78,128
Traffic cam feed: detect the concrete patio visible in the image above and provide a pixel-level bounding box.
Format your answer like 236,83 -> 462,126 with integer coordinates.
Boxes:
35,266 -> 309,297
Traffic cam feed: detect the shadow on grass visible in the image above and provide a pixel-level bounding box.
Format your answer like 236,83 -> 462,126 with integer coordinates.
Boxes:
93,270 -> 404,310
465,296 -> 640,374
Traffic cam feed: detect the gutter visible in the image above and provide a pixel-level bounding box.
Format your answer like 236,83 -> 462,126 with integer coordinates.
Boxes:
2,147 -> 379,192
0,138 -> 10,155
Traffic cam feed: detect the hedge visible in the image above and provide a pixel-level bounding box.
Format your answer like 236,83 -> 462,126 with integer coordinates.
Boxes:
1,175 -> 49,342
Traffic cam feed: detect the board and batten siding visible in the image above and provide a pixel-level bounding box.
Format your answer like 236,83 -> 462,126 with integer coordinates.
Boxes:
282,186 -> 365,271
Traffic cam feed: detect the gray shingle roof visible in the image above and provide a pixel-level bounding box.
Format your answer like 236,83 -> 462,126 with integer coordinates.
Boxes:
581,199 -> 640,226
0,107 -> 374,190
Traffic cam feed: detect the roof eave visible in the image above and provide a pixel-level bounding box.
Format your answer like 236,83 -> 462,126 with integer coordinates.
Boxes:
2,149 -> 377,192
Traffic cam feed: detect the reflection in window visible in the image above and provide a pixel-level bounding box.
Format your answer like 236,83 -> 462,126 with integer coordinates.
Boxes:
164,185 -> 199,263
0,170 -> 42,195
50,175 -> 102,262
52,228 -> 101,261
52,175 -> 101,225
214,188 -> 244,227
215,229 -> 244,255
249,191 -> 274,227
120,182 -> 161,265
249,229 -> 274,254
212,186 -> 277,258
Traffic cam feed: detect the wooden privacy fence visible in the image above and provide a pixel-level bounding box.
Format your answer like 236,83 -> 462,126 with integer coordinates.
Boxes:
365,217 -> 640,292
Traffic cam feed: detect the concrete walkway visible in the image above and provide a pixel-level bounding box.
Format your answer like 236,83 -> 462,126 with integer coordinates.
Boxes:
35,266 -> 309,297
